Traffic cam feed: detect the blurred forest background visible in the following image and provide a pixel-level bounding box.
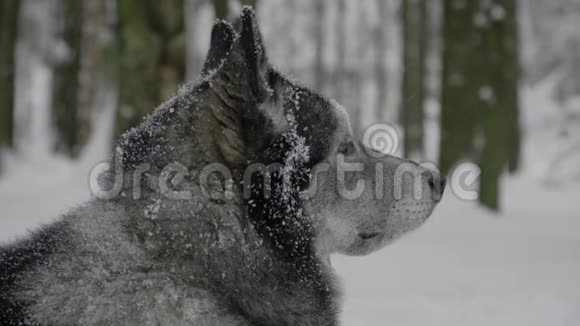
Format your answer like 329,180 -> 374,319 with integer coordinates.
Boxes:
1,0 -> 579,211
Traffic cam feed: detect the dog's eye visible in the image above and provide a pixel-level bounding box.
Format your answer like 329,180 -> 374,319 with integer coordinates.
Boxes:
337,142 -> 356,156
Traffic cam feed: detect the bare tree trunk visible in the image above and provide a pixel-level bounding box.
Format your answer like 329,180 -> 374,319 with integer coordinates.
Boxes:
374,0 -> 389,122
185,0 -> 206,79
332,0 -> 363,135
285,0 -> 298,75
52,0 -> 84,157
0,0 -> 21,162
334,0 -> 347,104
77,0 -> 101,148
77,0 -> 119,150
478,0 -> 519,210
401,0 -> 427,159
440,0 -> 520,211
116,0 -> 185,137
313,0 -> 326,93
504,0 -> 521,173
439,0 -> 479,174
350,3 -> 368,136
117,0 -> 158,137
213,0 -> 229,20
150,0 -> 186,100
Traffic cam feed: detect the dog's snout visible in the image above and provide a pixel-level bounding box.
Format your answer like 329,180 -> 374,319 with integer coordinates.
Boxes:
425,173 -> 435,190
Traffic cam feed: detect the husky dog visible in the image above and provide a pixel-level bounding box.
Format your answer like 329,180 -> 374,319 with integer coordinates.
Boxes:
0,8 -> 445,326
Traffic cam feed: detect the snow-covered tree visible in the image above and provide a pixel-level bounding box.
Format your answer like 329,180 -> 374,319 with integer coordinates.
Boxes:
526,0 -> 580,103
401,0 -> 427,159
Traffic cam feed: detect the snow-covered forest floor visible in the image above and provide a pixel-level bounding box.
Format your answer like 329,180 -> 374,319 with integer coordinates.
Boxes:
1,78 -> 579,325
337,176 -> 580,326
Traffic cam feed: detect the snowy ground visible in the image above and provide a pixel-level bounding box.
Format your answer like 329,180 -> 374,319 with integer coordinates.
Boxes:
1,83 -> 580,325
336,176 -> 580,326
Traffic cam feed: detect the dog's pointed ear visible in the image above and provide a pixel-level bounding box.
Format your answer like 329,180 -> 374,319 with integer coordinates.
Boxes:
201,20 -> 236,78
238,7 -> 289,133
239,7 -> 271,103
207,8 -> 291,166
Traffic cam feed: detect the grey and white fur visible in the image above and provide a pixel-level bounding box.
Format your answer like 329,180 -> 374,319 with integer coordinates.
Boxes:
0,8 -> 445,326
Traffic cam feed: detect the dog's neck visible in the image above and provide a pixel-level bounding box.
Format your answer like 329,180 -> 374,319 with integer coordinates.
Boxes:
115,178 -> 341,326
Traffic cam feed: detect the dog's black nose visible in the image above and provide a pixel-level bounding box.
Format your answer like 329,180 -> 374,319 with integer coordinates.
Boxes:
424,172 -> 446,200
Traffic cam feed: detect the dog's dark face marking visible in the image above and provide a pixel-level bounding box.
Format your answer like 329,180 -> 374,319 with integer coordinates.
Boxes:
202,8 -> 445,263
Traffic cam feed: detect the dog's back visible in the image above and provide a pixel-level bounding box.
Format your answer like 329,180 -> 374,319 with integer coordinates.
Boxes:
1,221 -> 70,325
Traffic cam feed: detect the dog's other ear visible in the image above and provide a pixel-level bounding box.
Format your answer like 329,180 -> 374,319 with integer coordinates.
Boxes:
239,7 -> 271,104
201,20 -> 236,78
238,7 -> 289,134
207,8 -> 289,166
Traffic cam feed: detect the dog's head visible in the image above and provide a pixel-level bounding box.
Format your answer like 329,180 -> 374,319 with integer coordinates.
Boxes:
202,8 -> 445,260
